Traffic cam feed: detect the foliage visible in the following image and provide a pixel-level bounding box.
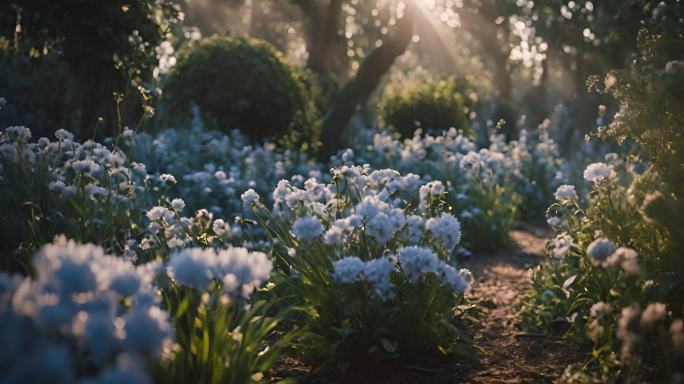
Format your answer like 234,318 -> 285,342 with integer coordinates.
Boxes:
0,51 -> 76,139
127,113 -> 322,222
523,18 -> 684,382
346,126 -> 567,252
155,247 -> 286,384
246,166 -> 473,367
163,36 -> 320,152
0,127 -> 155,271
0,0 -> 181,136
378,76 -> 475,139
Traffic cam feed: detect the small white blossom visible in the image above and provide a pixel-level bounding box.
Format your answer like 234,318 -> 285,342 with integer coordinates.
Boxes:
241,189 -> 260,206
425,213 -> 461,252
583,162 -> 613,183
146,206 -> 168,221
160,174 -> 177,185
332,257 -> 365,283
212,219 -> 231,238
554,185 -> 577,204
586,238 -> 617,267
292,216 -> 324,240
170,198 -> 185,211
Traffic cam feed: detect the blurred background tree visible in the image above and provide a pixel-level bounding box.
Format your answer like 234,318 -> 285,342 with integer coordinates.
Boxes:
0,0 -> 180,138
0,0 -> 671,155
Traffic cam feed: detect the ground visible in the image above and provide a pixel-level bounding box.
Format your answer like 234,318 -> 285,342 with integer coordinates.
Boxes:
273,224 -> 589,383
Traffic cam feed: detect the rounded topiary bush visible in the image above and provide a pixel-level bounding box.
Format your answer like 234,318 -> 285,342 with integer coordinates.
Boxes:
379,76 -> 474,139
163,36 -> 319,150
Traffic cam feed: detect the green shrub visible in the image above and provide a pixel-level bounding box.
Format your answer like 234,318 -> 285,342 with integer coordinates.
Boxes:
0,50 -> 77,139
163,36 -> 320,151
523,15 -> 684,381
378,76 -> 474,139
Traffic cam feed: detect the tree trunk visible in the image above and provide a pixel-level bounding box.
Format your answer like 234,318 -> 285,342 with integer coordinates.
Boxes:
318,2 -> 416,160
307,0 -> 343,76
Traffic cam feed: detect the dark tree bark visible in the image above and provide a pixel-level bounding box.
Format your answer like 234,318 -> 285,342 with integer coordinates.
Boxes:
306,0 -> 343,76
318,2 -> 416,160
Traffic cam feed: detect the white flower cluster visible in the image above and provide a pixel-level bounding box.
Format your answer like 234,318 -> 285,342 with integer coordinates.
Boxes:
343,126 -> 569,220
167,247 -> 272,298
397,246 -> 470,292
267,166 -> 430,251
583,162 -> 613,183
425,212 -> 462,252
129,122 -> 323,220
332,256 -> 395,300
554,184 -> 577,204
137,202 -> 243,256
263,165 -> 471,301
0,126 -> 155,249
0,237 -> 172,382
585,238 -> 641,274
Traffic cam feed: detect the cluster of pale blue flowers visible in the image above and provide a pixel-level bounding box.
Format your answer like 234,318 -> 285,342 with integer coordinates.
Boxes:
252,165 -> 471,302
585,238 -> 640,274
0,237 -> 172,384
331,256 -> 396,299
0,126 -> 151,204
341,126 -> 570,220
128,116 -> 323,220
167,247 -> 272,297
331,246 -> 471,300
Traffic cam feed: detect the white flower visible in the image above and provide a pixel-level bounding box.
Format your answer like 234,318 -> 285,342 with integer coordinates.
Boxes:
547,216 -> 562,227
292,216 -> 324,240
85,184 -> 107,198
419,180 -> 445,210
212,219 -> 231,238
160,173 -> 177,185
586,238 -> 617,267
146,206 -> 168,221
554,185 -> 577,204
332,257 -> 365,283
355,195 -> 389,220
72,159 -> 101,175
54,129 -> 74,141
122,306 -> 173,357
170,198 -> 185,211
363,257 -> 395,300
241,189 -> 260,206
551,234 -> 573,259
397,246 -> 439,283
425,213 -> 462,252
366,212 -> 394,245
167,248 -> 215,290
214,248 -> 272,297
640,302 -> 667,327
590,302 -> 613,318
323,222 -> 350,245
583,162 -> 613,183
438,264 -> 470,293
405,215 -> 424,244
612,247 -> 641,275
48,180 -> 66,192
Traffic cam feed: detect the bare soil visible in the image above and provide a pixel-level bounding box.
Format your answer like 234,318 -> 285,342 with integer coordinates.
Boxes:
459,224 -> 588,383
272,224 -> 589,383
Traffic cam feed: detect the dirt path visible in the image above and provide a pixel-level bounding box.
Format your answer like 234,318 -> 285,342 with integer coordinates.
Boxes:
460,224 -> 587,383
